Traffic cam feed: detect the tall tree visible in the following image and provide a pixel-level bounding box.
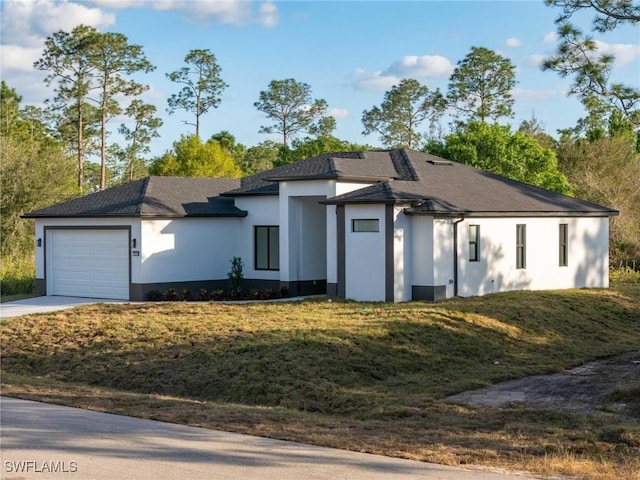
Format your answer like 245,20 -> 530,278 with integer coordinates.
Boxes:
361,78 -> 446,148
447,46 -> 517,123
557,135 -> 640,263
166,49 -> 227,137
254,78 -> 331,147
88,32 -> 154,190
114,100 -> 162,183
149,134 -> 242,177
542,0 -> 640,125
240,141 -> 280,174
34,25 -> 99,191
1,84 -> 77,263
444,121 -> 571,193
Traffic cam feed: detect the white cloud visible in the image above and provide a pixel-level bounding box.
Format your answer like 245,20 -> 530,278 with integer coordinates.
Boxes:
327,107 -> 348,119
0,45 -> 43,73
119,0 -> 279,27
506,37 -> 521,48
527,54 -> 546,67
351,54 -> 454,91
383,55 -> 454,78
1,0 -> 115,48
543,31 -> 559,44
0,0 -> 115,77
350,68 -> 400,91
594,40 -> 640,67
259,1 -> 278,28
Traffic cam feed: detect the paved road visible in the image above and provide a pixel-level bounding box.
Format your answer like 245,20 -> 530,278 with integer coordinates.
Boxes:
0,397 -> 540,480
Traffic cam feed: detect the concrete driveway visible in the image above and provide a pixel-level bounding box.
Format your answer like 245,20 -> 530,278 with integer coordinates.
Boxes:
0,296 -> 124,319
0,397 -> 540,480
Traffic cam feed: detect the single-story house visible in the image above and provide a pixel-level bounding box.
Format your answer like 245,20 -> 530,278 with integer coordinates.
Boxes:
23,148 -> 618,302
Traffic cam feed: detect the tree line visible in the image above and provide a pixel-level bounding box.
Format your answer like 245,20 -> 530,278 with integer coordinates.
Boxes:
1,0 -> 638,284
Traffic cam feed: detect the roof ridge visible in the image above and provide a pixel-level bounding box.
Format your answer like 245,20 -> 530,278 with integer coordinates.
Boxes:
388,149 -> 419,181
139,176 -> 152,215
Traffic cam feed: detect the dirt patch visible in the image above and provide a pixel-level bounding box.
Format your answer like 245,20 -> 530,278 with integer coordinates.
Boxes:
447,350 -> 640,416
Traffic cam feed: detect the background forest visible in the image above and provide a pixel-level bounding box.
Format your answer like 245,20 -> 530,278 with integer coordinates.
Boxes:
2,0 -> 639,295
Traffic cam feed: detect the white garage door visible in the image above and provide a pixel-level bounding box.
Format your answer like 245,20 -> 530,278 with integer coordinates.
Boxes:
47,229 -> 129,300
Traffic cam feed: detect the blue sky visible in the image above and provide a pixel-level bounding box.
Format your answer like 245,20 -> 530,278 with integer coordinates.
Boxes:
1,0 -> 638,159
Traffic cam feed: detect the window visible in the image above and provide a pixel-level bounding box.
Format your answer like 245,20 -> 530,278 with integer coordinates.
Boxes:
255,226 -> 279,270
559,223 -> 568,267
469,225 -> 480,262
516,224 -> 526,269
352,219 -> 379,232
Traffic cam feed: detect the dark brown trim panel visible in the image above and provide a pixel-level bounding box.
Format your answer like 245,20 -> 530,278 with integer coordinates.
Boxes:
385,204 -> 394,302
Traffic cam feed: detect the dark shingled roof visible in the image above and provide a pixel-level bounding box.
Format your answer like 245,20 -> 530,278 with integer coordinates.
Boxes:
23,177 -> 246,218
222,150 -> 405,196
25,149 -> 618,218
322,149 -> 618,216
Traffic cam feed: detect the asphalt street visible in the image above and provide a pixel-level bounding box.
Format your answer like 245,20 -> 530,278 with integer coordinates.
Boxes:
0,397 -> 542,480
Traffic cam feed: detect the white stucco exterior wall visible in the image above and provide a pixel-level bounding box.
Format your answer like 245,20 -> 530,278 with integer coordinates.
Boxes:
235,196 -> 280,281
344,204 -> 386,301
139,217 -> 241,283
393,206 -> 412,302
434,218 -> 456,299
456,216 -> 610,297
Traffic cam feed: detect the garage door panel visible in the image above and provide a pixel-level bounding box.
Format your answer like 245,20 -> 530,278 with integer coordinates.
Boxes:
48,229 -> 129,300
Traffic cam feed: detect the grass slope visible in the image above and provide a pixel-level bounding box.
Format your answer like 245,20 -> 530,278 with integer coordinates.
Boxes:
2,286 -> 640,479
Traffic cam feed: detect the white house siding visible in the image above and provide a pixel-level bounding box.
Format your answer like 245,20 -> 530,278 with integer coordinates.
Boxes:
344,204 -> 386,301
411,216 -> 435,288
434,219 -> 456,299
278,181 -> 373,294
456,216 -> 610,297
34,218 -> 139,293
328,182 -> 374,289
393,206 -> 412,302
235,196 -> 280,282
139,217 -> 241,283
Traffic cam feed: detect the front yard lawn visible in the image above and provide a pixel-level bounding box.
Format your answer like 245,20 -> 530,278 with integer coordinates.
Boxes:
2,285 -> 640,480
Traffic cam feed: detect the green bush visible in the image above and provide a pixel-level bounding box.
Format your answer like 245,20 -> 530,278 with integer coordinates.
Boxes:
610,263 -> 640,284
0,256 -> 35,296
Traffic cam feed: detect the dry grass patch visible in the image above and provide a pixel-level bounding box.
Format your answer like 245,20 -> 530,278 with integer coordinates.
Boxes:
2,286 -> 640,479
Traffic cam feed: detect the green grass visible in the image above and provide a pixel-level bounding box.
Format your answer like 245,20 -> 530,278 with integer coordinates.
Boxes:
0,254 -> 35,296
2,286 -> 640,479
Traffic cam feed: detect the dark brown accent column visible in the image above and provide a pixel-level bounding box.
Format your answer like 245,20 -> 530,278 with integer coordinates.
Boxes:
385,204 -> 394,302
337,205 -> 346,298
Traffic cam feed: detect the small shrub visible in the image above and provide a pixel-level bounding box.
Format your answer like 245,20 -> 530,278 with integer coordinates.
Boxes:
181,289 -> 191,301
610,263 -> 640,284
164,288 -> 179,301
210,290 -> 225,301
228,257 -> 244,298
196,289 -> 209,301
147,290 -> 163,301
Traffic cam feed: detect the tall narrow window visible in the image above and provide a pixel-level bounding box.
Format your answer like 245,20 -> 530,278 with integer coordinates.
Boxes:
469,225 -> 479,262
516,224 -> 526,269
559,223 -> 568,267
255,226 -> 279,270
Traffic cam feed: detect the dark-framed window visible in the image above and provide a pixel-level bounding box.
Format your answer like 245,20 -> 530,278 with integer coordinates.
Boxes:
352,219 -> 379,232
255,226 -> 279,270
469,225 -> 480,262
559,223 -> 568,267
516,224 -> 526,269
